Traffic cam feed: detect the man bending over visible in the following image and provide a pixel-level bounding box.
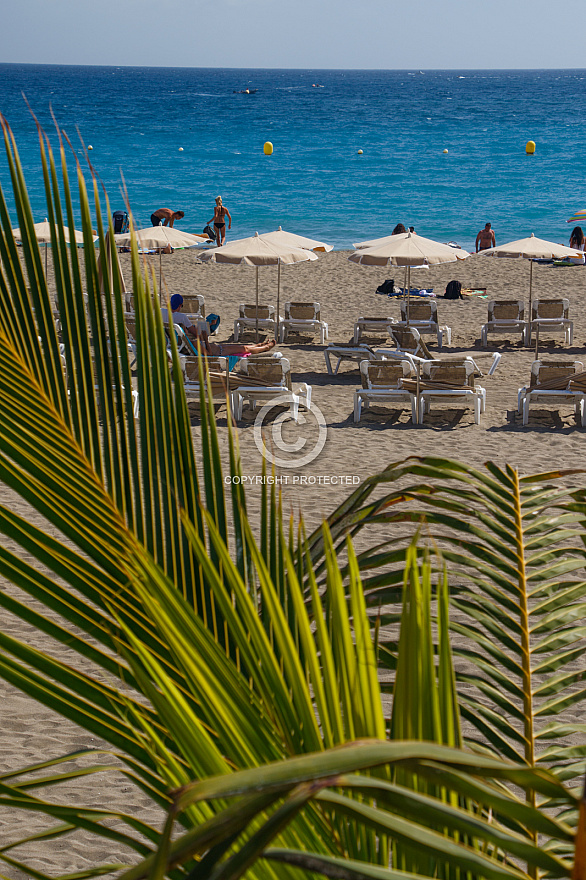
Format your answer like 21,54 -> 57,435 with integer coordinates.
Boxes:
151,208 -> 185,228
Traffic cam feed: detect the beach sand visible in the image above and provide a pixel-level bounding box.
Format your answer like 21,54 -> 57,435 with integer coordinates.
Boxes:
166,247 -> 586,530
1,247 -> 586,875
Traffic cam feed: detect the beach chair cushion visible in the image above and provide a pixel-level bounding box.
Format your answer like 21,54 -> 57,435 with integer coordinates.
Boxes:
239,304 -> 275,320
490,301 -> 524,321
361,361 -> 410,389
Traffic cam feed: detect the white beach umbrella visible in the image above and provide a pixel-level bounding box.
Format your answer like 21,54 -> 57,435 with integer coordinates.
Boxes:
114,226 -> 204,250
478,233 -> 582,343
350,233 -> 470,266
198,232 -> 318,340
12,218 -> 87,245
353,231 -> 410,250
257,228 -> 331,326
114,225 -> 204,292
349,232 -> 470,320
12,218 -> 89,273
262,226 -> 334,253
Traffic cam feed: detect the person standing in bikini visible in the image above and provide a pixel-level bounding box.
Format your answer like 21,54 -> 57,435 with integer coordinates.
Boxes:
476,223 -> 496,252
208,196 -> 231,246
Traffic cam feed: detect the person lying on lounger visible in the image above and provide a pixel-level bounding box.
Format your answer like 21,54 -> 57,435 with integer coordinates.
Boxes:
163,294 -> 277,356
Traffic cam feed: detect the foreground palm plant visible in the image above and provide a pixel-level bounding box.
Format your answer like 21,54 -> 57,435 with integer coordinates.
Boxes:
0,112 -> 584,880
341,460 -> 586,806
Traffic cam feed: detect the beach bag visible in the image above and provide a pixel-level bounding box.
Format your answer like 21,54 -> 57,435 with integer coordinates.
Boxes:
203,224 -> 216,240
376,278 -> 395,295
113,210 -> 129,234
444,280 -> 463,299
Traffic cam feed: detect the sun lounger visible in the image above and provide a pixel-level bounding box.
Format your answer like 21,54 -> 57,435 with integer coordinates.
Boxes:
234,304 -> 280,341
164,321 -> 211,357
279,302 -> 329,344
181,294 -> 205,321
124,317 -> 139,370
354,360 -> 417,424
410,358 -> 486,425
395,300 -> 452,349
388,325 -> 434,360
530,299 -> 573,346
481,300 -> 528,347
324,344 -> 377,375
324,341 -> 429,376
231,356 -> 311,422
353,316 -> 396,344
517,359 -> 586,426
180,354 -> 229,400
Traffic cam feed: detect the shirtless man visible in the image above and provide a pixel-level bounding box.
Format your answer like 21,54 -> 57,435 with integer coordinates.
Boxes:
163,295 -> 276,356
476,223 -> 496,252
150,208 -> 185,228
208,196 -> 232,246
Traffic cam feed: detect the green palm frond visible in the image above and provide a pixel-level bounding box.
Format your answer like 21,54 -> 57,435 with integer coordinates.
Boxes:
345,457 -> 586,792
1,111 -> 585,880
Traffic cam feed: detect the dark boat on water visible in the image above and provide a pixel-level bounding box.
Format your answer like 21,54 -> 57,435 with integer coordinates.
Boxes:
233,88 -> 258,94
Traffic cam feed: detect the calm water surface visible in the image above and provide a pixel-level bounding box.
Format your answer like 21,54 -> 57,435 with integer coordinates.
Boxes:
1,65 -> 585,250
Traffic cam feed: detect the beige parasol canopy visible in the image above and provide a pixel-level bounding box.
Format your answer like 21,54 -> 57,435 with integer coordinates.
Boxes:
114,226 -> 204,250
198,232 -> 318,339
12,218 -> 91,273
478,233 -> 582,344
198,232 -> 319,266
349,232 -> 470,321
262,226 -> 333,253
353,231 -> 410,249
12,219 -> 87,244
349,232 -> 470,266
479,234 -> 581,260
114,225 -> 204,294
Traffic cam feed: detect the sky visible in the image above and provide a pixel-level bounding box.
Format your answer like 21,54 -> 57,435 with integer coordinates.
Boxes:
1,0 -> 586,70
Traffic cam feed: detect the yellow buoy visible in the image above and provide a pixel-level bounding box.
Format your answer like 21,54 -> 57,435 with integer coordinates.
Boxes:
88,145 -> 93,150
263,141 -> 273,156
443,148 -> 448,154
526,140 -> 536,154
357,149 -> 363,155
178,147 -> 184,152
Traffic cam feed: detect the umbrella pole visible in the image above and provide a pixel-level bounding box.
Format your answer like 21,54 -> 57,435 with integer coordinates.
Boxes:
535,324 -> 539,361
45,244 -> 48,277
528,260 -> 533,345
255,266 -> 259,342
407,266 -> 411,324
226,346 -> 231,416
276,262 -> 281,341
159,252 -> 162,303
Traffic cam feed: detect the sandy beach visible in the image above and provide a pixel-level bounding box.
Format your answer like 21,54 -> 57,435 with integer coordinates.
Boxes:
161,246 -> 586,530
2,244 -> 586,876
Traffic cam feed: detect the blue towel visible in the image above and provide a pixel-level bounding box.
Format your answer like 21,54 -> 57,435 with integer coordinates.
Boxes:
206,313 -> 221,334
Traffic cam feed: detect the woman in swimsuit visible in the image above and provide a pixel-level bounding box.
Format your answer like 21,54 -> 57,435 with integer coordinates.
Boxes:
208,196 -> 232,246
570,226 -> 585,251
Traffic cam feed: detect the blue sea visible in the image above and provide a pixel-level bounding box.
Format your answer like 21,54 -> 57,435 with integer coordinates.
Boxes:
1,64 -> 585,251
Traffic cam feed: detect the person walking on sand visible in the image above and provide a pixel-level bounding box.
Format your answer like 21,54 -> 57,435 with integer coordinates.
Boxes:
208,197 -> 231,246
476,223 -> 495,252
150,208 -> 185,228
